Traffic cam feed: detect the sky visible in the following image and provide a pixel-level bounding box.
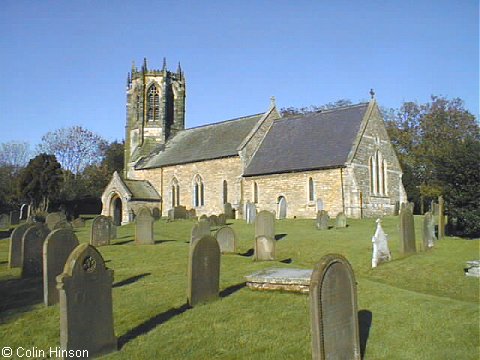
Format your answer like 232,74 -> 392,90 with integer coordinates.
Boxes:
0,0 -> 478,148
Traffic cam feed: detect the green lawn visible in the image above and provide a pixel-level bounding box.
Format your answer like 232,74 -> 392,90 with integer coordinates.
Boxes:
0,216 -> 478,359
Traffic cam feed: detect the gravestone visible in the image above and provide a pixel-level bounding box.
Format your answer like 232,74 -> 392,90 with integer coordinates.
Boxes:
167,208 -> 175,221
399,203 -> 416,254
90,215 -> 112,247
10,210 -> 20,225
186,209 -> 197,220
152,207 -> 161,220
217,213 -> 226,226
0,213 -> 9,228
135,207 -> 154,245
8,223 -> 34,268
278,197 -> 287,220
255,210 -> 275,239
22,223 -> 50,278
43,229 -> 79,306
316,210 -> 329,230
174,206 -> 187,219
224,202 -> 234,219
72,217 -> 86,228
45,212 -> 67,231
393,201 -> 400,216
245,201 -> 257,224
191,220 -> 210,246
57,243 -> 117,357
215,226 -> 237,253
310,254 -> 361,360
199,214 -> 208,221
335,212 -> 347,228
53,219 -> 73,231
254,235 -> 275,261
316,198 -> 324,211
371,219 -> 391,268
438,196 -> 445,239
208,215 -> 219,227
110,224 -> 117,240
423,212 -> 436,250
187,235 -> 220,307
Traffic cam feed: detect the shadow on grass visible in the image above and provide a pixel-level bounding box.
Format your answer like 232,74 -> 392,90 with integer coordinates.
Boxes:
239,248 -> 254,257
113,273 -> 151,288
219,282 -> 246,298
0,276 -> 43,315
154,240 -> 176,245
113,240 -> 134,245
358,309 -> 372,359
0,260 -> 8,265
279,258 -> 293,264
275,234 -> 287,241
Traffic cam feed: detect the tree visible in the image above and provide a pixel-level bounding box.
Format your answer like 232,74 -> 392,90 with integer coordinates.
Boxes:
18,153 -> 63,214
37,126 -> 108,175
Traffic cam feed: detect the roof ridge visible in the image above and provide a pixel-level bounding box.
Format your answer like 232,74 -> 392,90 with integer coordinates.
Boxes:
280,102 -> 369,121
186,112 -> 264,131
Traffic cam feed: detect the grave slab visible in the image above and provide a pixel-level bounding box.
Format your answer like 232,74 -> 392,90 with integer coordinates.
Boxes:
245,268 -> 313,294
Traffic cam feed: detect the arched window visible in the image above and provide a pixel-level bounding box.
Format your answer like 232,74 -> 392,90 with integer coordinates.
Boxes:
193,175 -> 204,207
370,151 -> 387,195
308,177 -> 315,202
171,178 -> 180,207
147,84 -> 160,122
253,182 -> 258,204
223,180 -> 228,204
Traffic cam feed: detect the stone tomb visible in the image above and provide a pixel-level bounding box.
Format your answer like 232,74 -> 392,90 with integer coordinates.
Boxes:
310,254 -> 361,360
423,212 -> 436,250
90,215 -> 112,247
246,268 -> 312,293
215,226 -> 237,253
9,223 -> 34,268
57,243 -> 117,357
255,210 -> 275,239
254,235 -> 275,261
187,235 -> 220,306
135,207 -> 154,245
22,223 -> 50,278
335,212 -> 347,228
191,220 -> 210,246
43,229 -> 79,306
45,212 -> 67,231
316,210 -> 329,230
371,219 -> 391,268
399,203 -> 416,254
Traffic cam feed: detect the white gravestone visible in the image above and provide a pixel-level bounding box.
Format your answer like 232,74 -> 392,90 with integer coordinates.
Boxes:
372,219 -> 391,268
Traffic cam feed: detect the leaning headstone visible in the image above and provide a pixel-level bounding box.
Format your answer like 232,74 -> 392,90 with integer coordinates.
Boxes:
43,229 -> 79,306
215,226 -> 237,253
310,254 -> 361,360
316,210 -> 329,230
90,215 -> 112,247
438,196 -> 445,239
53,219 -> 73,231
22,223 -> 50,278
72,217 -> 86,228
255,210 -> 275,239
187,235 -> 220,307
371,219 -> 391,268
0,214 -> 9,228
217,213 -> 226,226
399,203 -> 416,254
254,235 -> 275,261
423,212 -> 436,250
57,244 -> 117,357
335,212 -> 347,228
208,215 -> 219,227
224,202 -> 234,219
8,223 -> 34,268
135,207 -> 154,245
191,220 -> 210,246
45,212 -> 66,231
10,210 -> 20,225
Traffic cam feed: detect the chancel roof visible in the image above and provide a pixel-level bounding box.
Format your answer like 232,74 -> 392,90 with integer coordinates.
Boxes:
136,113 -> 264,169
123,179 -> 161,201
243,103 -> 369,176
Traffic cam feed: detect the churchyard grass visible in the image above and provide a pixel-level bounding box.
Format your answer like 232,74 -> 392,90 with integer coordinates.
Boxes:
0,216 -> 478,359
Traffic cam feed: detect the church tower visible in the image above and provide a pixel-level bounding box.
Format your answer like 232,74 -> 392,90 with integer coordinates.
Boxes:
124,58 -> 186,178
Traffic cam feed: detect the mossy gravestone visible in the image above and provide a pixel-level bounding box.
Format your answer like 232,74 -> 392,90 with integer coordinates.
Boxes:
423,212 -> 436,250
224,202 -> 234,219
45,212 -> 66,231
90,215 -> 112,247
217,213 -> 226,226
72,217 -> 86,228
215,226 -> 237,254
191,220 -> 210,247
254,235 -> 275,261
53,219 -> 73,231
310,254 -> 361,360
43,229 -> 79,306
22,223 -> 50,278
209,214 -> 219,227
399,203 -> 416,255
57,243 -> 117,357
9,223 -> 34,268
335,212 -> 347,228
255,210 -> 275,239
135,207 -> 154,245
316,210 -> 329,230
187,235 -> 220,307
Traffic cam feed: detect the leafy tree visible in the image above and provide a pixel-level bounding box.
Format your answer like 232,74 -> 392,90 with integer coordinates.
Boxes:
18,153 -> 63,214
37,126 -> 108,175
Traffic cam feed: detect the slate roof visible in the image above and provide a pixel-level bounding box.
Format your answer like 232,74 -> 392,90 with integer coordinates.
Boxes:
123,179 -> 161,201
136,113 -> 264,169
243,103 -> 369,176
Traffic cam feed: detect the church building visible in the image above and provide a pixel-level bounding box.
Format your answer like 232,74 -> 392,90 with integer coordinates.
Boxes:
101,59 -> 407,224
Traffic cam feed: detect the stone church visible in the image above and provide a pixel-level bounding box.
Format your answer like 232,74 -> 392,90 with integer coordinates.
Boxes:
101,59 -> 407,225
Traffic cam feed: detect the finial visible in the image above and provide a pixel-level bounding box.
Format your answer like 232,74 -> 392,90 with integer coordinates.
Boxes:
142,57 -> 148,72
270,96 -> 276,108
131,60 -> 136,73
370,88 -> 375,99
177,61 -> 182,74
162,57 -> 167,71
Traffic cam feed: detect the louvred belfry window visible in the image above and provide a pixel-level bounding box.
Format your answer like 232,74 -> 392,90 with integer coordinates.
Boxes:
147,85 -> 160,122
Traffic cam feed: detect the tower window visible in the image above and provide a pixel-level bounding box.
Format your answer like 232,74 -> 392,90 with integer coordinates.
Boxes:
147,85 -> 160,122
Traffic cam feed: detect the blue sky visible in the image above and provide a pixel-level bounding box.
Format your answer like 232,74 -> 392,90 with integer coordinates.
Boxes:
0,0 -> 478,147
